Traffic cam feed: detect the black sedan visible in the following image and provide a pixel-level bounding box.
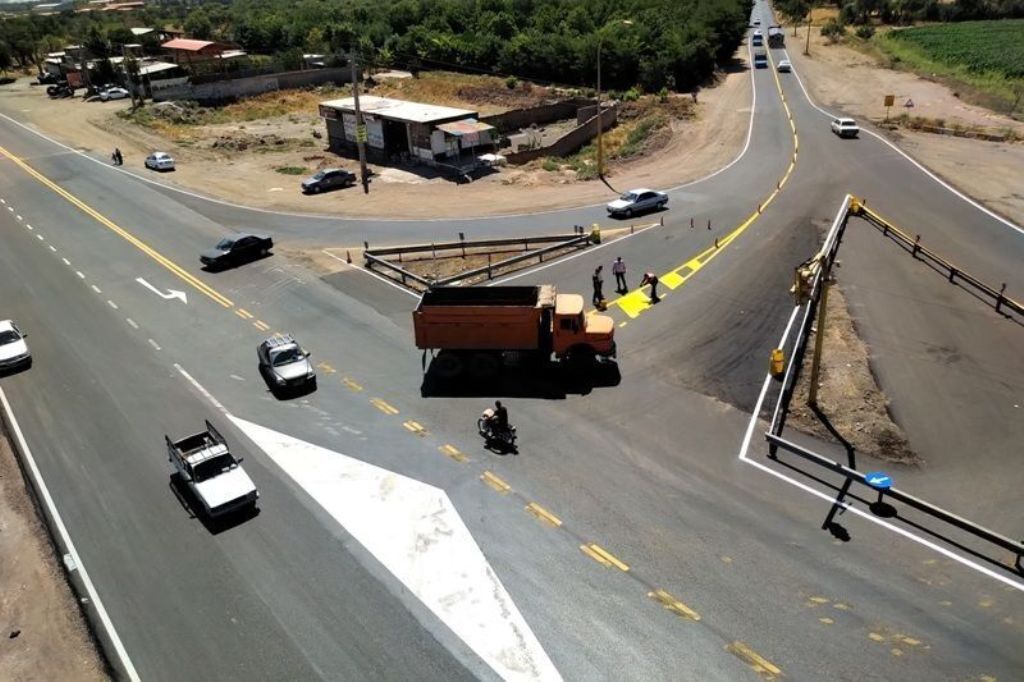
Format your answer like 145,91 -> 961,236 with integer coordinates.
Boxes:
200,233 -> 273,269
301,168 -> 356,194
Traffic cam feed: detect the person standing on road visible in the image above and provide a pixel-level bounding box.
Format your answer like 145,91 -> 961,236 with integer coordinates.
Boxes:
114,148 -> 123,166
612,256 -> 627,293
640,272 -> 659,304
592,265 -> 604,308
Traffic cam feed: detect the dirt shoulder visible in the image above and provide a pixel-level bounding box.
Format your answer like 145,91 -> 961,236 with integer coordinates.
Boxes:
784,25 -> 1024,226
0,64 -> 751,219
0,430 -> 109,680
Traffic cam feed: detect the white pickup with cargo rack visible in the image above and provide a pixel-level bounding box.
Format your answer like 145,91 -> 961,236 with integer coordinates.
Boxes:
166,420 -> 259,518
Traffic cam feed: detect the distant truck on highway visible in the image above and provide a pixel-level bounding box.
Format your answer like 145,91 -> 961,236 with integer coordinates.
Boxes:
413,285 -> 616,377
768,26 -> 784,47
166,421 -> 259,519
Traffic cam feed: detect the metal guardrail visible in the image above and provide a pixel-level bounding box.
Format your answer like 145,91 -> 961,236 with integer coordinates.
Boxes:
853,204 -> 1022,318
364,233 -> 583,258
766,194 -> 1024,574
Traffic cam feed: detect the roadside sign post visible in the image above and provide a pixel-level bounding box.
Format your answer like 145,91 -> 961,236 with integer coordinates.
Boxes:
884,94 -> 895,121
865,471 -> 893,506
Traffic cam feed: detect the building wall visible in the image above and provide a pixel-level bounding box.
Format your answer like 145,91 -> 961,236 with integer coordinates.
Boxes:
480,98 -> 594,133
505,105 -> 619,165
154,67 -> 353,104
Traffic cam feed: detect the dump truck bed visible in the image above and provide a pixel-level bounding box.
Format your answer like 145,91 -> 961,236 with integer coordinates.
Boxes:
414,285 -> 555,351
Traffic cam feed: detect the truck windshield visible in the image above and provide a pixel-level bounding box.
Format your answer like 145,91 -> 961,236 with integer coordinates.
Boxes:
193,454 -> 236,482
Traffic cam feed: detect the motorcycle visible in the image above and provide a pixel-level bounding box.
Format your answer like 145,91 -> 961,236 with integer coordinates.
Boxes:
478,408 -> 517,449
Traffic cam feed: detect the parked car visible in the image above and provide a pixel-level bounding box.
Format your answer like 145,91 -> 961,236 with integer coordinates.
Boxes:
606,188 -> 668,218
257,334 -> 316,394
301,168 -> 356,194
0,320 -> 31,371
200,233 -> 273,269
830,117 -> 860,138
145,152 -> 175,171
777,59 -> 792,73
99,87 -> 130,102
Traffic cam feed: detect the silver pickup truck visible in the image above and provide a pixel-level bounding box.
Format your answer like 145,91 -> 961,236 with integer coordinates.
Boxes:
166,421 -> 259,518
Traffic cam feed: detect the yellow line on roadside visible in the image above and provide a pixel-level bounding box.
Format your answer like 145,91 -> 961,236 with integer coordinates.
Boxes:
0,144 -> 233,308
370,397 -> 399,415
481,471 -> 511,494
580,543 -> 629,571
526,502 -> 563,527
649,589 -> 701,622
727,641 -> 782,679
439,444 -> 468,463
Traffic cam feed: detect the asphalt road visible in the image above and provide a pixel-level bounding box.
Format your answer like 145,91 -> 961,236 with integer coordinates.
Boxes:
0,1 -> 1021,679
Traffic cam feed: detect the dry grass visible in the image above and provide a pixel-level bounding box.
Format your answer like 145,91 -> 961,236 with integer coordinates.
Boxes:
367,71 -> 554,114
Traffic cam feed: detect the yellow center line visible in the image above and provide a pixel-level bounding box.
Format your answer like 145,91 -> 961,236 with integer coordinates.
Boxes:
481,471 -> 511,493
370,398 -> 399,415
402,420 -> 427,435
0,145 -> 233,308
649,589 -> 701,622
580,543 -> 629,571
525,502 -> 563,528
726,641 -> 782,679
439,444 -> 468,463
342,377 -> 364,392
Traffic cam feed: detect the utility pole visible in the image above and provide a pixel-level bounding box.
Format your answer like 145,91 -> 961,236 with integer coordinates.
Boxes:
807,272 -> 832,408
350,50 -> 370,194
804,13 -> 812,56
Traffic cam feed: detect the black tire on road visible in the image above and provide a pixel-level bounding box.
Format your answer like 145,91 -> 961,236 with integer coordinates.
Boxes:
432,352 -> 465,379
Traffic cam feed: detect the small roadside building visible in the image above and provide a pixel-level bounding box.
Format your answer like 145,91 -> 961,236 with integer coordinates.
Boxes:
318,95 -> 496,169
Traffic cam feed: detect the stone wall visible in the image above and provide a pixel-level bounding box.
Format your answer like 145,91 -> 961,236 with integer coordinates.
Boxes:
505,106 -> 619,165
154,67 -> 354,105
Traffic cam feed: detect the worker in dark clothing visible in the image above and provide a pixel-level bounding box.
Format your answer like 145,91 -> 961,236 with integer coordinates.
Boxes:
114,148 -> 123,166
493,400 -> 508,434
592,265 -> 604,308
640,272 -> 660,303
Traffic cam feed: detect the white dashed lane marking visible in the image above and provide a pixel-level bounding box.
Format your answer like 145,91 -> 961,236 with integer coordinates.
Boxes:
107,300 -> 119,310
147,339 -> 161,351
126,318 -> 139,329
62,258 -> 70,265
91,285 -> 102,294
76,271 -> 85,279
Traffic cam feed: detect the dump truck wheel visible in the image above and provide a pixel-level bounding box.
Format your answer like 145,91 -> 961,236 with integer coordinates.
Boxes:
469,352 -> 500,378
565,345 -> 596,372
432,352 -> 464,378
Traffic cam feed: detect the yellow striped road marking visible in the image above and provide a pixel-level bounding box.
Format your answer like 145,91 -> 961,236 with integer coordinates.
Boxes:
525,502 -> 563,528
649,589 -> 701,621
580,544 -> 629,571
608,47 -> 800,322
316,361 -> 337,375
481,471 -> 511,494
235,308 -> 255,319
342,377 -> 363,392
370,398 -> 399,415
0,144 -> 233,308
726,642 -> 782,679
402,420 -> 426,436
439,444 -> 468,463
253,320 -> 271,332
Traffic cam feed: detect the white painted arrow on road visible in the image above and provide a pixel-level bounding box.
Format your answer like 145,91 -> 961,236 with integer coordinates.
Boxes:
136,277 -> 187,304
230,417 -> 561,681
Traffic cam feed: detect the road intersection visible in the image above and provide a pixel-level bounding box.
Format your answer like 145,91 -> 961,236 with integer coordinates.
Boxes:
1,2 -> 1021,680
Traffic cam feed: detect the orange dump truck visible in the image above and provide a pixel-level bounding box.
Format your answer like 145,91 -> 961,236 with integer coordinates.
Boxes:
413,285 -> 616,377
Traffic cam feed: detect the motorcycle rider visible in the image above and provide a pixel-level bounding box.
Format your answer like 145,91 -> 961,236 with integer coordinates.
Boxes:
492,400 -> 508,435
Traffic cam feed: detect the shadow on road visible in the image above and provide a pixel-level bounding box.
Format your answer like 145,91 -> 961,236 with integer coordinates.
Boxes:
420,357 -> 621,399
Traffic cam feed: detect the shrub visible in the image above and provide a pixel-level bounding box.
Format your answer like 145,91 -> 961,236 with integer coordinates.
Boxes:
622,87 -> 642,102
541,158 -> 560,172
657,86 -> 669,102
276,166 -> 308,175
855,25 -> 875,40
821,19 -> 847,43
505,75 -> 519,89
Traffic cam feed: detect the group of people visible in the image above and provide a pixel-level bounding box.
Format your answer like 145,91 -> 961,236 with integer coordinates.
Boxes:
592,257 -> 660,308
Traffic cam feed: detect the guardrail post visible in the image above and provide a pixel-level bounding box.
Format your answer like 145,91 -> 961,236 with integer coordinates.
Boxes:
631,224 -> 635,234
346,250 -> 352,263
996,283 -> 1006,313
948,267 -> 957,284
707,219 -> 711,230
912,235 -> 921,259
690,217 -> 694,229
659,216 -> 664,226
459,232 -> 466,258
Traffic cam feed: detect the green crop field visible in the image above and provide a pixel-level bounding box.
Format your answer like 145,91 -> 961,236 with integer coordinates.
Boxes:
877,20 -> 1024,115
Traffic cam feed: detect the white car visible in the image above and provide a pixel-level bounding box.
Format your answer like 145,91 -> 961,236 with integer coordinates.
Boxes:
606,188 -> 668,218
99,87 -> 130,102
145,152 -> 175,171
777,59 -> 792,73
830,117 -> 860,138
0,320 -> 31,371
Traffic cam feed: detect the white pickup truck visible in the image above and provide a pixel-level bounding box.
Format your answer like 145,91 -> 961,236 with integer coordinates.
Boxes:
166,421 -> 259,518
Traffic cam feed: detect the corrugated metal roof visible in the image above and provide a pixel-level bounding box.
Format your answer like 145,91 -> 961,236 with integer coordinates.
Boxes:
161,39 -> 216,52
435,119 -> 495,136
319,96 -> 477,124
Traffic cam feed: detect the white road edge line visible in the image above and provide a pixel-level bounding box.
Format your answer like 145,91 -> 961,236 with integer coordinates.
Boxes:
0,388 -> 141,680
781,49 -> 1024,237
737,308 -> 1024,593
320,250 -> 421,299
174,364 -> 228,415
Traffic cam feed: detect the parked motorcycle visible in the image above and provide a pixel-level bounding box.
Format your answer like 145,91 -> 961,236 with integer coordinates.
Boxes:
478,408 -> 517,449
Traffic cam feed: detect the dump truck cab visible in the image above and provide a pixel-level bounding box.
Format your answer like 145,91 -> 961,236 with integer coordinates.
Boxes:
551,294 -> 616,360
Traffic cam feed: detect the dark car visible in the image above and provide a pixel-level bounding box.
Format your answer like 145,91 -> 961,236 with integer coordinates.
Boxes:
301,168 -> 356,194
200,233 -> 273,269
